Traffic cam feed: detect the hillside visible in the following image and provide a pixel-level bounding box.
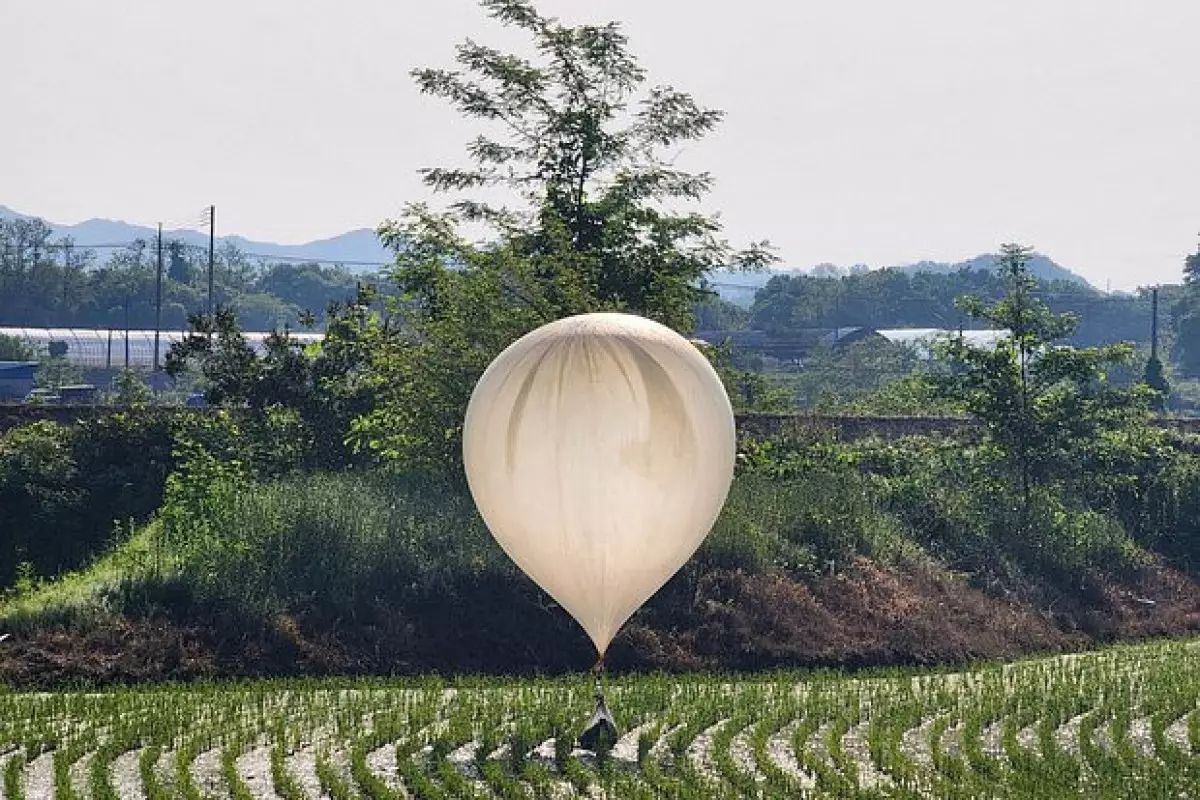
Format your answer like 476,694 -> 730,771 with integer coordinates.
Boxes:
708,253 -> 1090,308
894,252 -> 1089,286
5,205 -> 1092,298
0,205 -> 391,270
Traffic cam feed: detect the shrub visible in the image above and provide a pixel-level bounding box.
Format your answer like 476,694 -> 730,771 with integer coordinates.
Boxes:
160,463 -> 505,620
0,415 -> 173,586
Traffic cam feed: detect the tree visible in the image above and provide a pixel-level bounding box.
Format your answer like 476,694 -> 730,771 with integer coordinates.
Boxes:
396,0 -> 773,324
930,244 -> 1149,508
0,333 -> 33,361
1143,354 -> 1169,411
693,294 -> 750,332
791,338 -> 928,410
1183,235 -> 1200,284
166,301 -> 379,470
1173,238 -> 1200,375
35,357 -> 83,390
167,240 -> 193,285
354,0 -> 774,468
110,368 -> 153,406
701,340 -> 794,413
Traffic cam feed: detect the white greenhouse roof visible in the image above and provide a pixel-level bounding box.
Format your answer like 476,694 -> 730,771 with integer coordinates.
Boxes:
875,328 -> 1010,358
0,327 -> 323,369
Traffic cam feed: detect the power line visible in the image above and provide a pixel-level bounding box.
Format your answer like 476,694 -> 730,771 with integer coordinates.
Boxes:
8,242 -> 1185,286
239,252 -> 391,267
14,240 -> 393,267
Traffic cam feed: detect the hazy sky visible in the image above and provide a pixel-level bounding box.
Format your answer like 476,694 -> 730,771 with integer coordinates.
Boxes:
4,0 -> 1198,289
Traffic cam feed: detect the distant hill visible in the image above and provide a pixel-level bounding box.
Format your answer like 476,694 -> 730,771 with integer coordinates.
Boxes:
707,252 -> 1091,307
2,205 -> 1091,291
891,253 -> 1089,286
0,205 -> 392,271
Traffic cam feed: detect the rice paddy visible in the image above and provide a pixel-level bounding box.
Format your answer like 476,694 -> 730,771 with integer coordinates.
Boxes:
1,638 -> 1197,798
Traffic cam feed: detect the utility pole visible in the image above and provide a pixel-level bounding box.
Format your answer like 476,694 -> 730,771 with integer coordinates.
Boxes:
61,238 -> 72,308
207,204 -> 216,317
154,223 -> 164,370
124,292 -> 131,369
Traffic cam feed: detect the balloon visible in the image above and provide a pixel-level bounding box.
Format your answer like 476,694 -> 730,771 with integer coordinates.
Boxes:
462,312 -> 736,656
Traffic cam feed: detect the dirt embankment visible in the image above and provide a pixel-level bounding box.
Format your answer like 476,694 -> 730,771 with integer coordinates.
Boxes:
2,560 -> 1198,688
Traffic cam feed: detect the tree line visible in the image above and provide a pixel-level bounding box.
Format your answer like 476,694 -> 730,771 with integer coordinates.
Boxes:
0,216 -> 366,332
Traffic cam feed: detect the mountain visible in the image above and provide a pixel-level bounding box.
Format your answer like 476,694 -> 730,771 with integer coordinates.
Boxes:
706,253 -> 1091,307
0,205 -> 392,270
891,253 -> 1089,286
2,205 -> 1091,291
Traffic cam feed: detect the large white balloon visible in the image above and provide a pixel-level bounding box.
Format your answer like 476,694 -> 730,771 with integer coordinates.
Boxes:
462,312 -> 736,656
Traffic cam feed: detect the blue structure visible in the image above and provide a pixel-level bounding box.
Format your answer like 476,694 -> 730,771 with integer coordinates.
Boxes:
0,361 -> 38,401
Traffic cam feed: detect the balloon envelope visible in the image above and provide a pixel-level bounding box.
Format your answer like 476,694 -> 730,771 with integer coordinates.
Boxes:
462,312 -> 736,655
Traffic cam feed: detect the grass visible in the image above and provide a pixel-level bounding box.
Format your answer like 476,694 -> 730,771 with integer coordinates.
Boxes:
0,466 -> 924,637
0,638 -> 1197,798
0,522 -> 168,632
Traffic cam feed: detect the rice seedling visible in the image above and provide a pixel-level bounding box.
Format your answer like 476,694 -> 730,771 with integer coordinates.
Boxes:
0,637 -> 1197,797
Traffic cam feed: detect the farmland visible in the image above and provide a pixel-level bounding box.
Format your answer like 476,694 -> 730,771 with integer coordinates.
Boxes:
1,638 -> 1197,799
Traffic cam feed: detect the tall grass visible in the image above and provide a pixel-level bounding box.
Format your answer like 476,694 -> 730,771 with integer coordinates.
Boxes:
165,470 -> 505,620
1,462 -> 917,643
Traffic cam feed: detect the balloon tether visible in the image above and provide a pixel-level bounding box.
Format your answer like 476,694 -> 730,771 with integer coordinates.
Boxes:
592,655 -> 605,698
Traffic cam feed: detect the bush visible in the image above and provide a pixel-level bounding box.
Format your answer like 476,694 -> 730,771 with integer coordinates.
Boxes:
140,450 -> 919,629
742,432 -> 1151,584
0,403 -> 388,592
0,414 -> 174,586
160,463 -> 506,621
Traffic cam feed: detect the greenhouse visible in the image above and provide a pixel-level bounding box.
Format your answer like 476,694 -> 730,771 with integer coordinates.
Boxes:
0,327 -> 323,370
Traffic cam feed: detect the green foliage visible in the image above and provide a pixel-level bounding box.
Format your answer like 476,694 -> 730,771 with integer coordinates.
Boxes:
109,368 -> 153,406
159,465 -> 504,621
736,431 -> 1154,582
1183,239 -> 1200,284
1170,252 -> 1200,379
0,333 -> 33,361
775,338 -> 942,412
702,340 -> 794,412
166,303 -> 377,470
0,216 -> 366,331
930,244 -> 1150,503
824,373 -> 960,416
693,295 -> 750,331
349,235 -> 551,469
1143,354 -> 1169,411
705,469 -> 907,575
0,414 -> 175,586
355,0 -> 774,470
35,356 -> 83,390
0,408 -> 305,592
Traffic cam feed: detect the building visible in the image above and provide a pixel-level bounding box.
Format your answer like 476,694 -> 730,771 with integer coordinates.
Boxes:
0,328 -> 324,371
0,361 -> 37,401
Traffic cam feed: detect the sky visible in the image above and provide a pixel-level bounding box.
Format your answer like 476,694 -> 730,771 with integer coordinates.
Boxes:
3,0 -> 1198,290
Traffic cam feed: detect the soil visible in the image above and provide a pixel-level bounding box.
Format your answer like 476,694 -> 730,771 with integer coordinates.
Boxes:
1,559 -> 1198,689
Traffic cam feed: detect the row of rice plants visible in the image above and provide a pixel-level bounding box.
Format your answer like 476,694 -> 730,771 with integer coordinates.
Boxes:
0,638 -> 1196,798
